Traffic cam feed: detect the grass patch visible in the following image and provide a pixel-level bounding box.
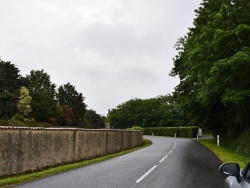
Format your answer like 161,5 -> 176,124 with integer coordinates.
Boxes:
197,139 -> 250,168
0,139 -> 151,188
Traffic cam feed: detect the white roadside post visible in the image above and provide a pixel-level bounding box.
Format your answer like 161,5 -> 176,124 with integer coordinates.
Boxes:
217,135 -> 220,146
198,128 -> 202,137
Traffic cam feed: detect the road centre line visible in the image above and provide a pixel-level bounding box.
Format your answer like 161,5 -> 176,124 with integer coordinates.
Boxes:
136,141 -> 177,184
173,142 -> 176,149
160,141 -> 176,163
136,165 -> 158,183
159,154 -> 168,163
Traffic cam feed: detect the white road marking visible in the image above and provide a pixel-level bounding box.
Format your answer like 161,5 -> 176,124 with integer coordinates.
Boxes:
159,141 -> 176,163
173,142 -> 176,149
136,141 -> 177,184
136,165 -> 158,183
159,154 -> 168,163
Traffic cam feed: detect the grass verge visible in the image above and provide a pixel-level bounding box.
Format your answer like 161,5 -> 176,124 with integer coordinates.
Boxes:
0,138 -> 152,188
196,139 -> 250,168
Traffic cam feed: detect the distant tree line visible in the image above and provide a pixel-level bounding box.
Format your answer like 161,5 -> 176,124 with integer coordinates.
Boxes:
108,96 -> 182,129
0,59 -> 105,128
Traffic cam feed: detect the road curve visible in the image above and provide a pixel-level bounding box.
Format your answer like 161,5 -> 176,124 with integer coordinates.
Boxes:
14,136 -> 226,188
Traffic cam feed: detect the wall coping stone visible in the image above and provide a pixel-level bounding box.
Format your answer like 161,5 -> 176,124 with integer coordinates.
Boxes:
0,126 -> 141,132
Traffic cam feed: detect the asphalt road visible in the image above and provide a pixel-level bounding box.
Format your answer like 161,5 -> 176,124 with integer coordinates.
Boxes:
14,136 -> 226,188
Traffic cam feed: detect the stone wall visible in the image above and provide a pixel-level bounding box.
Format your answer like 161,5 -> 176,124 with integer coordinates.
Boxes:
0,127 -> 143,176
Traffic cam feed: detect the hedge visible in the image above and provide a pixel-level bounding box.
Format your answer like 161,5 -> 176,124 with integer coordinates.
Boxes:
143,126 -> 199,138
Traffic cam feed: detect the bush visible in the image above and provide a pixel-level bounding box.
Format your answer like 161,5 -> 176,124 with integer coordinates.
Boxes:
0,120 -> 9,126
25,121 -> 53,127
9,119 -> 25,127
11,114 -> 25,122
127,126 -> 143,131
143,126 -> 199,138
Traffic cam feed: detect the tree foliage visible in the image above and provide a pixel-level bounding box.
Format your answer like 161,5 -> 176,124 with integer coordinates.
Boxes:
84,109 -> 105,128
170,0 -> 250,137
0,58 -> 103,127
26,69 -> 57,122
57,83 -> 86,126
17,86 -> 32,117
60,105 -> 75,126
108,96 -> 181,129
0,59 -> 21,118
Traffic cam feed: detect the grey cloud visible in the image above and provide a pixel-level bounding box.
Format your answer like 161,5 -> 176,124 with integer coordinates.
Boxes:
80,22 -> 167,59
0,0 -> 202,115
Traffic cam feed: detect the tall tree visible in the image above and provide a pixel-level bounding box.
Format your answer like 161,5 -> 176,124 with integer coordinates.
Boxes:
57,83 -> 86,126
0,59 -> 21,118
26,69 -> 57,122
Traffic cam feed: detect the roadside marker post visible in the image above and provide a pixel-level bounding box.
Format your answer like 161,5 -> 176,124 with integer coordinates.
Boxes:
217,135 -> 220,147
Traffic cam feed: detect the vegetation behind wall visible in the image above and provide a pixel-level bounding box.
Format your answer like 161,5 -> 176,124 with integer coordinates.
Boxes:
143,126 -> 199,138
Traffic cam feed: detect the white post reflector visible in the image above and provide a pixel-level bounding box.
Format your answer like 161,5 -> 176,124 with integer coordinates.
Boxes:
217,135 -> 220,147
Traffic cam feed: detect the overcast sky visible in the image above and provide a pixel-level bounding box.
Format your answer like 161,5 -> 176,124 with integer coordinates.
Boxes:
0,0 -> 202,115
